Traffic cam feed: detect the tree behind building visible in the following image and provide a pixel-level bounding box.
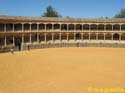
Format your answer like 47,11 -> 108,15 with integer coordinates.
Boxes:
114,9 -> 125,18
42,5 -> 61,17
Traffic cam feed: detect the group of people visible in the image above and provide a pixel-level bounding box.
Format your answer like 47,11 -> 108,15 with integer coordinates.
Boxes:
10,45 -> 31,54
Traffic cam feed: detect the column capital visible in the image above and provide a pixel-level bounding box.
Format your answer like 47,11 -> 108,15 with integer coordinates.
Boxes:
111,33 -> 114,35
21,23 -> 25,25
119,33 -> 121,35
103,33 -> 106,35
81,33 -> 84,35
22,34 -> 24,36
37,23 -> 40,25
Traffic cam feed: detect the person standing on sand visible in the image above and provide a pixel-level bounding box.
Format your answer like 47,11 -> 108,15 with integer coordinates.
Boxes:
10,48 -> 14,54
28,45 -> 30,51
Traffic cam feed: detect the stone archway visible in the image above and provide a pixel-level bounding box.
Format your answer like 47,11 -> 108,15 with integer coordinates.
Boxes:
90,33 -> 96,40
113,33 -> 119,40
76,33 -> 81,39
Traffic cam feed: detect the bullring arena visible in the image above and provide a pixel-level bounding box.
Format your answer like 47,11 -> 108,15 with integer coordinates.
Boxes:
0,16 -> 125,93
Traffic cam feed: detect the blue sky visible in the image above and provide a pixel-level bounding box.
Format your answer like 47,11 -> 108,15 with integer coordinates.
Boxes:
0,0 -> 125,18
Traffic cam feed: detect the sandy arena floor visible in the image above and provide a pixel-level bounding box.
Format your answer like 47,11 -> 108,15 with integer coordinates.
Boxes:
0,47 -> 125,93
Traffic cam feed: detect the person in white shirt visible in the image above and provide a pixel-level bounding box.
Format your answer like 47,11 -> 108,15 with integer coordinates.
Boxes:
10,48 -> 14,54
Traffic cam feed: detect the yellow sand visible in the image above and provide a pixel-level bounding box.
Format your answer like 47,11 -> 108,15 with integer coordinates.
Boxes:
0,47 -> 125,93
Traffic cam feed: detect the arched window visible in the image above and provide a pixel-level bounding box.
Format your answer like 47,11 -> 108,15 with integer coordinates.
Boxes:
68,24 -> 74,30
6,23 -> 13,31
113,24 -> 120,31
76,24 -> 82,30
98,24 -> 104,30
54,24 -> 60,30
46,24 -> 52,30
0,24 -> 4,32
14,24 -> 22,31
39,24 -> 45,30
83,24 -> 89,30
121,24 -> 125,31
90,24 -> 97,30
31,23 -> 37,30
61,24 -> 67,30
106,24 -> 112,30
24,23 -> 30,31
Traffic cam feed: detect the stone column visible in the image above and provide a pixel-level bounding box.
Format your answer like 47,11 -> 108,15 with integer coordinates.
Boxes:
60,24 -> 61,31
30,24 -> 32,32
59,33 -> 62,43
4,36 -> 7,47
13,24 -> 14,32
22,34 -> 24,45
4,24 -> 6,32
104,33 -> 106,42
81,33 -> 84,41
22,24 -> 24,32
13,35 -> 15,46
82,24 -> 83,31
97,25 -> 98,31
52,24 -> 54,31
67,24 -> 68,31
74,33 -> 76,42
52,33 -> 54,43
112,25 -> 113,31
111,33 -> 114,41
44,33 -> 47,43
74,24 -> 76,31
37,33 -> 39,43
119,33 -> 121,42
30,34 -> 32,44
37,24 -> 39,32
120,25 -> 121,31
89,33 -> 91,41
67,33 -> 69,42
104,24 -> 106,31
45,24 -> 46,31
96,33 -> 98,41
89,25 -> 90,31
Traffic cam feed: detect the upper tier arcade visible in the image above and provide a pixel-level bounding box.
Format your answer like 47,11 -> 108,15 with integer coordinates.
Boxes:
0,16 -> 125,32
